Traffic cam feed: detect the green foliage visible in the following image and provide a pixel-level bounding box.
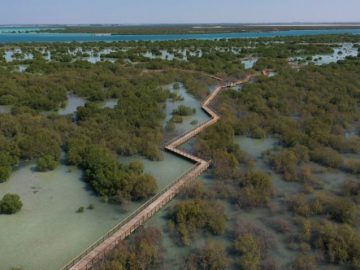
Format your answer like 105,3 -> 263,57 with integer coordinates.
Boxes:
271,149 -> 298,182
36,154 -> 58,171
341,179 -> 360,203
196,121 -> 245,179
185,242 -> 229,270
99,227 -> 163,270
328,197 -> 356,224
291,253 -> 317,270
343,159 -> 360,174
227,58 -> 360,176
169,115 -> 183,123
0,165 -> 12,183
237,171 -> 274,208
288,193 -> 357,224
172,105 -> 195,116
0,193 -> 23,214
311,147 -> 343,168
71,144 -> 157,202
130,174 -> 157,200
235,233 -> 262,270
311,222 -> 360,267
169,199 -> 227,245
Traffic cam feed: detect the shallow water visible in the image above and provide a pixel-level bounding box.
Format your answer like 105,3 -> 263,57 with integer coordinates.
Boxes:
0,150 -> 194,270
0,163 -> 137,270
290,43 -> 359,66
0,105 -> 12,113
235,136 -> 277,158
0,83 -> 205,269
235,136 -> 300,195
165,83 -> 210,135
143,133 -> 302,269
242,58 -> 258,69
18,64 -> 27,72
57,94 -> 86,115
143,50 -> 176,61
4,49 -> 33,62
315,43 -> 358,65
99,98 -> 118,109
120,152 -> 194,191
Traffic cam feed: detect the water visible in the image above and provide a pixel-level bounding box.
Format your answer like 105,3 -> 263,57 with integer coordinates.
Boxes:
1,29 -> 360,43
146,174 -> 234,270
235,136 -> 278,158
0,27 -> 59,34
18,64 -> 27,72
120,152 -> 194,190
235,136 -> 300,195
290,43 -> 359,66
313,43 -> 358,65
242,58 -> 258,69
141,133 -> 301,269
0,105 -> 12,114
57,94 -> 86,115
268,71 -> 277,77
4,48 -> 33,62
0,83 -> 204,269
99,98 -> 118,109
143,50 -> 176,61
165,83 -> 210,135
0,163 -> 138,270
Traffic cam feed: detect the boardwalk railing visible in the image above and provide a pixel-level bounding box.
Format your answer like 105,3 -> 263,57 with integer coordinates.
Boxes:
62,74 -> 252,270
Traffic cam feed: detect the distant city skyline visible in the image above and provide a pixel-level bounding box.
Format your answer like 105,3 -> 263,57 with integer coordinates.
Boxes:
2,0 -> 360,25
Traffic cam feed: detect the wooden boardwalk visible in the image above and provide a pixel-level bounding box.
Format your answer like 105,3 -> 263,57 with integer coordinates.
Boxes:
62,74 -> 251,270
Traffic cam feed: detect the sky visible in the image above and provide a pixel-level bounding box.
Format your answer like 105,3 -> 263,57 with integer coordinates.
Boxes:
2,0 -> 360,25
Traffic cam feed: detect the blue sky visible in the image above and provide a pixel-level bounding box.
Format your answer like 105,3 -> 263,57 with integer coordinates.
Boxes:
2,0 -> 360,24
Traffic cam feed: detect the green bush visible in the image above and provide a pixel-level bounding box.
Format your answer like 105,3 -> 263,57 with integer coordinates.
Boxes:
172,105 -> 196,116
235,233 -> 262,270
36,155 -> 58,171
328,197 -> 356,224
291,253 -> 317,270
169,199 -> 227,245
312,222 -> 360,267
0,165 -> 12,183
185,242 -> 229,270
237,171 -> 274,208
311,147 -> 343,168
271,149 -> 298,181
0,194 -> 23,214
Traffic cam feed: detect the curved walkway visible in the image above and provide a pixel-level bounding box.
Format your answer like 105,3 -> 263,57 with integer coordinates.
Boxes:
62,74 -> 252,270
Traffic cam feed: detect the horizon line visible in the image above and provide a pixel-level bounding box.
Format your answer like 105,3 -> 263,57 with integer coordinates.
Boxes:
2,22 -> 360,27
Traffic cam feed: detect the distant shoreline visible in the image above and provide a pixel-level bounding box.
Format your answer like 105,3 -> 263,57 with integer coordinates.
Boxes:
28,24 -> 360,36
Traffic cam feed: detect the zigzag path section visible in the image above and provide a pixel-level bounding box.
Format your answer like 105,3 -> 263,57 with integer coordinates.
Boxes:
62,74 -> 252,270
